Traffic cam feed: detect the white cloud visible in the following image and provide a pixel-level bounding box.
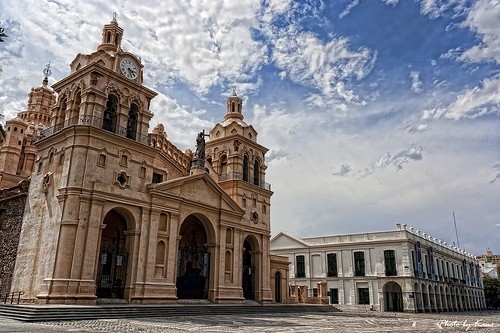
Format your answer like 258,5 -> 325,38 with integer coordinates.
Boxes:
421,74 -> 500,120
339,0 -> 360,19
150,93 -> 213,150
407,123 -> 428,134
491,163 -> 500,184
410,70 -> 423,93
418,0 -> 465,19
361,144 -> 424,177
332,163 -> 352,177
459,0 -> 500,64
266,27 -> 376,108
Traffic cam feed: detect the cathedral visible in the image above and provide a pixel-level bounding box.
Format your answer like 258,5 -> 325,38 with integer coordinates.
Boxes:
0,18 -> 290,304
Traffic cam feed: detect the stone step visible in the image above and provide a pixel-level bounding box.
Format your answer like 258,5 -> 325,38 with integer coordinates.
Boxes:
0,304 -> 340,322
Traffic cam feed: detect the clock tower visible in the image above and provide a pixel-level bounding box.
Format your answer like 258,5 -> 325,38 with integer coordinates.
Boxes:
10,17 -> 160,303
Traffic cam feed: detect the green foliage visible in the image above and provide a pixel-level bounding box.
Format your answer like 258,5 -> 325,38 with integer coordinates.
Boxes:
484,277 -> 500,309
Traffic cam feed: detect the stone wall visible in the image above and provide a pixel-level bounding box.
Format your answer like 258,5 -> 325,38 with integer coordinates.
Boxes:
0,180 -> 29,295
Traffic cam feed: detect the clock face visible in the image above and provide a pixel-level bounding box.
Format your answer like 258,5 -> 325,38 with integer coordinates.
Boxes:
120,59 -> 138,79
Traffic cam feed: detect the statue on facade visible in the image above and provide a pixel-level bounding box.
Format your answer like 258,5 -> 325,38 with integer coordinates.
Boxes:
191,130 -> 209,174
195,131 -> 206,160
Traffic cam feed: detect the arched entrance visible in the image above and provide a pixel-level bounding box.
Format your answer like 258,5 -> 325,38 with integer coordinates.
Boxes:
176,215 -> 210,299
384,281 -> 403,312
242,237 -> 256,300
274,271 -> 282,303
96,209 -> 129,299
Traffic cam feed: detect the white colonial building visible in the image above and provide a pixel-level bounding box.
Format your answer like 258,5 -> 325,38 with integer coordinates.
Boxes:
270,225 -> 486,312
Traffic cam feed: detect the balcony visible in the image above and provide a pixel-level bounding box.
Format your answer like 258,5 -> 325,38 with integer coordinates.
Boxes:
218,172 -> 271,191
38,115 -> 148,144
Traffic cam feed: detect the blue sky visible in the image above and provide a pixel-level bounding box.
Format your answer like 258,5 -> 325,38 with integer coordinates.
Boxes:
1,0 -> 499,255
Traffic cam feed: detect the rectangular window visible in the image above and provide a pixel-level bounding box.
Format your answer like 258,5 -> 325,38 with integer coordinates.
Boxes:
384,250 -> 397,276
152,172 -> 163,184
330,288 -> 339,304
312,288 -> 318,297
411,251 -> 417,277
139,166 -> 146,178
327,253 -> 338,277
354,251 -> 365,276
358,288 -> 369,305
97,153 -> 106,167
296,255 -> 305,278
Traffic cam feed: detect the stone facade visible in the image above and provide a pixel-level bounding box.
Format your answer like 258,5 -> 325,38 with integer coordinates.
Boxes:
270,226 -> 487,312
0,180 -> 29,295
2,18 -> 289,305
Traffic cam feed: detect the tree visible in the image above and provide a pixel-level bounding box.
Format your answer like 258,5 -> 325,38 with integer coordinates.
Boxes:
484,277 -> 500,310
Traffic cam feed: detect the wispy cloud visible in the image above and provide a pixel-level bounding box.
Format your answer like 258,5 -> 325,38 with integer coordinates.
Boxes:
459,0 -> 500,64
410,71 -> 423,93
421,74 -> 500,120
332,163 -> 352,177
361,145 -> 424,177
490,163 -> 500,184
407,123 -> 428,134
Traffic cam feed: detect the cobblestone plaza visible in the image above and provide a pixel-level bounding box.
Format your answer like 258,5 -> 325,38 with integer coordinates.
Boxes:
1,311 -> 500,333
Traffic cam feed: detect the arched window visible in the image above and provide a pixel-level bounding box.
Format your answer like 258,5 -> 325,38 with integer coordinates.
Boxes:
127,103 -> 139,140
155,241 -> 166,277
219,154 -> 228,175
71,90 -> 81,119
106,31 -> 111,43
102,94 -> 118,133
56,98 -> 67,128
253,160 -> 260,186
243,155 -> 249,181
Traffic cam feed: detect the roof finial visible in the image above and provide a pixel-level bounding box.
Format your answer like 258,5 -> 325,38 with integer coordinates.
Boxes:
42,61 -> 52,86
232,86 -> 237,96
112,11 -> 118,22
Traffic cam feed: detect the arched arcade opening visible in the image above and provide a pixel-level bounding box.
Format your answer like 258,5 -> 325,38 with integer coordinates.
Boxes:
96,209 -> 130,299
384,281 -> 403,312
176,214 -> 212,299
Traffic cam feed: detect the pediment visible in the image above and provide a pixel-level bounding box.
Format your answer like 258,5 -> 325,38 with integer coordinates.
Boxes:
270,231 -> 308,250
149,173 -> 244,215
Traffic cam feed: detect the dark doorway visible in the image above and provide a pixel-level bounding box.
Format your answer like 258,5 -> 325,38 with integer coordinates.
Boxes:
242,238 -> 255,300
274,271 -> 281,303
176,215 -> 210,299
384,281 -> 404,312
96,210 -> 128,299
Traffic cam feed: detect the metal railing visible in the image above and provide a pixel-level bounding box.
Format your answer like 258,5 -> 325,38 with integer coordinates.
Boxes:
218,172 -> 271,190
1,291 -> 24,304
39,115 -> 148,144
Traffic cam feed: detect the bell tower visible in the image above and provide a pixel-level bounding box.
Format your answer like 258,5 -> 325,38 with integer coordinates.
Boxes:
10,17 -> 158,304
97,14 -> 123,52
205,89 -> 274,303
0,67 -> 55,188
206,89 -> 273,230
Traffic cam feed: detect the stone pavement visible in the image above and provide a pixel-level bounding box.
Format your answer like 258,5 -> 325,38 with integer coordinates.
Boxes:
1,311 -> 499,333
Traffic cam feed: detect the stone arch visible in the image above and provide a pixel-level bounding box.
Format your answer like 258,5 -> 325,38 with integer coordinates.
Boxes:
253,159 -> 260,186
219,154 -> 228,175
383,281 -> 403,312
414,282 -> 423,312
176,213 -> 215,299
96,208 -> 135,299
242,234 -> 260,300
103,94 -> 119,133
126,103 -> 139,140
69,89 -> 82,120
243,154 -> 249,181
